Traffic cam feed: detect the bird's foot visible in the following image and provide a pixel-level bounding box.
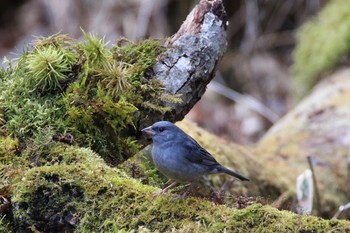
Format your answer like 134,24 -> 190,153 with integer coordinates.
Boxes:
152,181 -> 178,197
152,188 -> 169,196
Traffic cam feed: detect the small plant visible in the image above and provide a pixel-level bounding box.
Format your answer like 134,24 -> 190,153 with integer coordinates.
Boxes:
94,62 -> 132,97
79,31 -> 111,68
25,45 -> 77,93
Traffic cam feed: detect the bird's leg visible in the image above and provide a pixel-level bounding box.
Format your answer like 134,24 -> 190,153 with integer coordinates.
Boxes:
153,181 -> 179,196
161,181 -> 179,194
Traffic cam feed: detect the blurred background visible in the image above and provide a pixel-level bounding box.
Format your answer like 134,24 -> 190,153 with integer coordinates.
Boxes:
0,0 -> 327,145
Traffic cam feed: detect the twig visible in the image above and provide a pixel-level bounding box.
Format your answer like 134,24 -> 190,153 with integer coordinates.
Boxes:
208,80 -> 280,123
307,156 -> 322,215
332,202 -> 350,219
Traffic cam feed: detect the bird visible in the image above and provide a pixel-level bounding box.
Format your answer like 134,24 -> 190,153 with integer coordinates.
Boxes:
141,121 -> 249,195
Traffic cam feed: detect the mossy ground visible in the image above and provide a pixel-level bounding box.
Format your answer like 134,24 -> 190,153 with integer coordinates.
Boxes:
293,0 -> 350,99
7,147 -> 350,232
2,141 -> 349,232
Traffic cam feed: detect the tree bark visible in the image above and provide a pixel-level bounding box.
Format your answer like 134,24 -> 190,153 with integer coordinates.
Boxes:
140,0 -> 227,128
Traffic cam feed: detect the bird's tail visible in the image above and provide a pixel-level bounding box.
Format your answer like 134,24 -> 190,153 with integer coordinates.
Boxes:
218,166 -> 249,181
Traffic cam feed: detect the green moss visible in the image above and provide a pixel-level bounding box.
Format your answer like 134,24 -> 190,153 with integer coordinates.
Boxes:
94,62 -> 132,96
0,34 -> 172,165
79,31 -> 111,68
0,136 -> 18,162
13,160 -> 350,232
0,215 -> 14,233
0,36 -> 75,151
293,0 -> 350,98
113,39 -> 166,85
63,37 -> 179,163
2,140 -> 347,232
118,148 -> 166,188
112,39 -> 182,114
0,33 -> 186,231
64,78 -> 139,163
23,34 -> 78,94
10,143 -> 151,232
25,45 -> 77,93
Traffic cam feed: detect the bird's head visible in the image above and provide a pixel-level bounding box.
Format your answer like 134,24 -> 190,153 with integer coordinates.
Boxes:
141,121 -> 181,144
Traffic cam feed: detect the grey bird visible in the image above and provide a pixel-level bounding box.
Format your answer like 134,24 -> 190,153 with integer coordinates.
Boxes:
142,121 -> 249,195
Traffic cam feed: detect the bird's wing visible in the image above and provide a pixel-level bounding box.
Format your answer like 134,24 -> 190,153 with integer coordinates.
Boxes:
183,136 -> 219,167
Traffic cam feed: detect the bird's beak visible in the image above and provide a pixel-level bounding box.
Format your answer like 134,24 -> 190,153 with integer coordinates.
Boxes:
141,126 -> 156,138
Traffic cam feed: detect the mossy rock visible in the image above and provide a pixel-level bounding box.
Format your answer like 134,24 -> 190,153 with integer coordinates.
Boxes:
293,0 -> 350,99
256,68 -> 350,218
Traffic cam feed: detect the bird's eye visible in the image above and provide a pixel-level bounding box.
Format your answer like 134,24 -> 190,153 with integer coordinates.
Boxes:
159,127 -> 164,132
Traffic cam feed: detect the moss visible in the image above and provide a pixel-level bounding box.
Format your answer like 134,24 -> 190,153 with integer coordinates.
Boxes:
293,0 -> 350,98
12,156 -> 350,232
11,144 -> 109,232
10,143 -> 154,232
0,136 -> 19,161
25,45 -> 77,93
79,31 -> 111,68
0,33 -> 173,165
0,136 -> 20,199
112,39 -> 182,114
23,33 -> 78,94
64,78 -> 140,163
0,215 -> 14,233
0,33 -> 186,231
118,148 -> 166,188
113,39 -> 166,86
0,35 -> 75,150
0,139 -> 347,232
62,36 -> 176,163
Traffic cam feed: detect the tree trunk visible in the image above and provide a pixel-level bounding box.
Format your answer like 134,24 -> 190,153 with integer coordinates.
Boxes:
139,0 -> 227,128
